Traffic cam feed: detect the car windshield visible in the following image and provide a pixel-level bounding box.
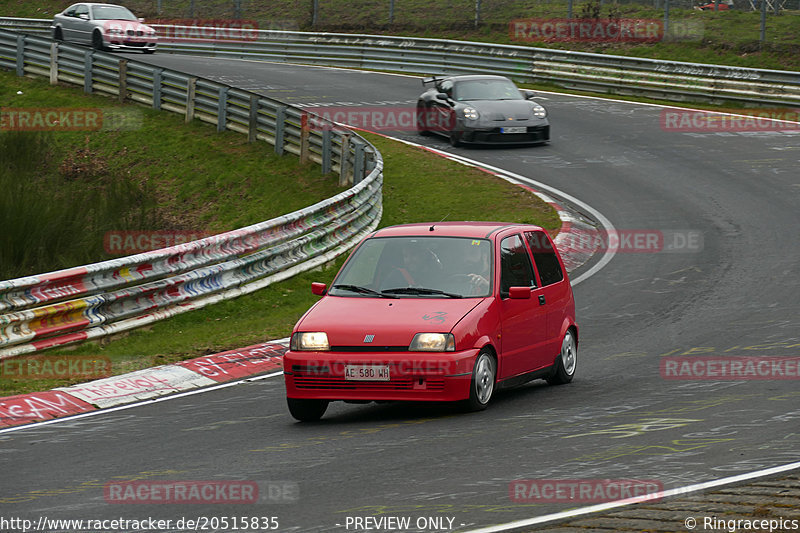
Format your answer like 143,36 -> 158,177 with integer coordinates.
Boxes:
453,79 -> 523,101
91,5 -> 137,20
329,236 -> 493,298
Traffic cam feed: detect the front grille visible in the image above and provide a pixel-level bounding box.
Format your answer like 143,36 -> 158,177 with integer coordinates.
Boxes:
330,346 -> 408,352
295,376 -> 445,391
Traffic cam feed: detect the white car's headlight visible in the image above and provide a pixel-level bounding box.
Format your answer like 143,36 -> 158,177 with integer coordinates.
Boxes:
291,332 -> 330,351
463,107 -> 480,121
410,333 -> 455,352
106,28 -> 124,35
532,104 -> 547,119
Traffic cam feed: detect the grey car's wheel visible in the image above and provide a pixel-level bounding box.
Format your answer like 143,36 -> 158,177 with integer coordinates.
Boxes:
53,27 -> 63,41
547,329 -> 577,385
287,398 -> 329,422
92,31 -> 105,51
449,131 -> 462,147
464,351 -> 495,411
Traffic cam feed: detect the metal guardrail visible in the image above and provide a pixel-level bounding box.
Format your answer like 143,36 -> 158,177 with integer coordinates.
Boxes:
3,17 -> 796,106
0,28 -> 383,359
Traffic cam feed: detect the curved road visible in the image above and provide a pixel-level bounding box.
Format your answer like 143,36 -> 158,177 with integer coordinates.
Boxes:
1,55 -> 799,532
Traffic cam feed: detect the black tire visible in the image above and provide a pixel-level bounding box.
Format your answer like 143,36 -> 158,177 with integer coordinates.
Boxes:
416,103 -> 430,136
53,27 -> 63,41
547,329 -> 577,385
92,31 -> 105,51
449,131 -> 462,147
464,351 -> 496,411
287,398 -> 329,422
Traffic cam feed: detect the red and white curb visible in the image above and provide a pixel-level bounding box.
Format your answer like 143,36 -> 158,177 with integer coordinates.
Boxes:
0,341 -> 287,428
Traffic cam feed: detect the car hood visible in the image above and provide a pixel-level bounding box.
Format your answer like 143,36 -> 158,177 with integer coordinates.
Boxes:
102,20 -> 156,33
462,99 -> 538,121
296,296 -> 484,347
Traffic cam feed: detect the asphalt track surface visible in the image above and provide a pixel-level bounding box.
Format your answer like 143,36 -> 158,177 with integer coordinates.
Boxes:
2,54 -> 799,532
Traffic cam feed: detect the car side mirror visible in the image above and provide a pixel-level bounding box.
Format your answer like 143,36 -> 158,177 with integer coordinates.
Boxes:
520,89 -> 536,100
78,13 -> 89,20
435,92 -> 449,100
138,17 -> 145,22
311,282 -> 327,296
508,286 -> 532,299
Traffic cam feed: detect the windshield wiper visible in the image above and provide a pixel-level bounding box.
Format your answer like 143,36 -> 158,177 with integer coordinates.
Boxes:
332,284 -> 396,298
381,287 -> 463,298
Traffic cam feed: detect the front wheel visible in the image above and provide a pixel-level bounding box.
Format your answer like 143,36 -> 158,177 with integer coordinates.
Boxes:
92,31 -> 105,51
464,351 -> 496,411
287,398 -> 329,422
449,131 -> 462,147
547,330 -> 577,385
53,27 -> 63,41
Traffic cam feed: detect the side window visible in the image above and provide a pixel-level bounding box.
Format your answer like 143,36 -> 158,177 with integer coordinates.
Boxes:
65,5 -> 78,16
75,5 -> 89,17
525,231 -> 564,286
500,234 -> 536,296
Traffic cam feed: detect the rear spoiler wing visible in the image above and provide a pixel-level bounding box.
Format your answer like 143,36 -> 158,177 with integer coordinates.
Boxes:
422,76 -> 443,86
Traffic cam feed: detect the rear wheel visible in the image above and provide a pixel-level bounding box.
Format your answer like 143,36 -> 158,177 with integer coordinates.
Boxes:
547,329 -> 577,385
287,398 -> 329,422
464,351 -> 495,411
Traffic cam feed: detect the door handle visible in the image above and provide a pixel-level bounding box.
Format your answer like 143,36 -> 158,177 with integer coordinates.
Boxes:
538,295 -> 546,306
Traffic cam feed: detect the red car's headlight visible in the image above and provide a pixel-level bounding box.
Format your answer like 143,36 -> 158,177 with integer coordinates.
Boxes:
410,333 -> 455,352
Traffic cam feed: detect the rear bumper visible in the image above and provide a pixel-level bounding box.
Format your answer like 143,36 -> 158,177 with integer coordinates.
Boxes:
284,349 -> 479,402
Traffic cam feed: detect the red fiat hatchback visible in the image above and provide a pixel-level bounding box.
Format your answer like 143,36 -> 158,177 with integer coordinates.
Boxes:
284,222 -> 578,421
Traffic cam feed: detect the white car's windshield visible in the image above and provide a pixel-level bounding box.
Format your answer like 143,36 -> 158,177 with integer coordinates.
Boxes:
330,236 -> 492,298
91,5 -> 137,20
454,79 -> 523,101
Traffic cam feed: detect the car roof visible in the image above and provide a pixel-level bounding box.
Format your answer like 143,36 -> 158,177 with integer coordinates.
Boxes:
438,75 -> 512,83
370,221 -> 545,239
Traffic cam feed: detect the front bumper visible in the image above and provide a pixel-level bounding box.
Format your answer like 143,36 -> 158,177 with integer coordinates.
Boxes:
460,124 -> 550,145
105,38 -> 158,51
284,349 -> 480,402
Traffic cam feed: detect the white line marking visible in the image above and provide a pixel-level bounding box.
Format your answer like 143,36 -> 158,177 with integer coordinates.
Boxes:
464,460 -> 800,533
378,136 -> 616,287
0,371 -> 284,435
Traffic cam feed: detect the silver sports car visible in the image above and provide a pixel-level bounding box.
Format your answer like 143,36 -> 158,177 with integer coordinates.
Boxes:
417,75 -> 549,147
51,3 -> 158,53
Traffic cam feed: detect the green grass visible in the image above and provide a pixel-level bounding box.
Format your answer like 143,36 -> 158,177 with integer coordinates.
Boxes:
0,74 -> 559,397
2,0 -> 799,70
0,69 -> 343,279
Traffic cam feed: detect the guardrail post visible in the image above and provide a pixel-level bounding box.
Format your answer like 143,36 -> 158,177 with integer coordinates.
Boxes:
339,133 -> 352,186
275,106 -> 286,155
118,59 -> 128,103
321,129 -> 332,174
152,68 -> 162,110
83,50 -> 93,94
248,94 -> 258,143
300,113 -> 310,164
353,140 -> 365,184
49,42 -> 58,84
15,35 -> 25,76
217,86 -> 229,132
186,77 -> 196,123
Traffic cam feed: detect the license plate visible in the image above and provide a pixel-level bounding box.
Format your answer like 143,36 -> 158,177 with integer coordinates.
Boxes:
501,126 -> 526,134
344,365 -> 390,381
